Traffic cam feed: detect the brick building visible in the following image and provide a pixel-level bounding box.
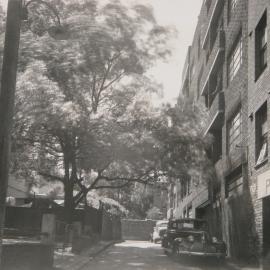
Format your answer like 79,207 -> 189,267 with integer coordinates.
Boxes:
248,0 -> 270,260
169,0 -> 270,261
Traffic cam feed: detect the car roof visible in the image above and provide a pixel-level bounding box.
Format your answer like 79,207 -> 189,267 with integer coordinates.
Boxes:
175,230 -> 207,234
169,218 -> 206,222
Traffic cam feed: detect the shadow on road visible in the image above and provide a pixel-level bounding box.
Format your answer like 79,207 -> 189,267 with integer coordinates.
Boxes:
81,241 -> 268,270
171,255 -> 263,270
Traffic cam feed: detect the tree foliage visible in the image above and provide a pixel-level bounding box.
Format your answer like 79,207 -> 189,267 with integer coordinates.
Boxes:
12,0 -> 175,222
10,0 -> 211,222
146,206 -> 162,220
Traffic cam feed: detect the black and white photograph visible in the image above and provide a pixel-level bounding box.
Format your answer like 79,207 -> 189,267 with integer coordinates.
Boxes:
0,0 -> 269,269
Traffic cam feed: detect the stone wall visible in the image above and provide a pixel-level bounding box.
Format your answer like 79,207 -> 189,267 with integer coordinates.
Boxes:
1,242 -> 54,270
101,212 -> 121,241
121,219 -> 156,241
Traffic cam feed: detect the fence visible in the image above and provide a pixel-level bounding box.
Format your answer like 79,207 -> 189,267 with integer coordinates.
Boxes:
4,206 -> 44,237
4,204 -> 121,244
53,206 -> 103,241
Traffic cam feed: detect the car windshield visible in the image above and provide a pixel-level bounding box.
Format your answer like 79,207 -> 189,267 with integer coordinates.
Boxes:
156,222 -> 168,228
156,221 -> 168,227
169,219 -> 208,230
178,231 -> 210,242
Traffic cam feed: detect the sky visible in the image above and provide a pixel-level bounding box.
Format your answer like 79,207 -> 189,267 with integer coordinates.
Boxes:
0,0 -> 202,104
146,0 -> 202,103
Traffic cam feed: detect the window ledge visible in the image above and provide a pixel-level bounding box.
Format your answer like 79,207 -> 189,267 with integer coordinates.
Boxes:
255,65 -> 267,82
254,158 -> 268,170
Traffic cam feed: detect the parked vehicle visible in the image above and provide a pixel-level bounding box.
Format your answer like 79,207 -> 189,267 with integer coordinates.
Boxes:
150,220 -> 168,243
162,218 -> 226,259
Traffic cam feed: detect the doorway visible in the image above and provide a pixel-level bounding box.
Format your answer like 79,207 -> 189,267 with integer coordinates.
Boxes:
263,196 -> 270,257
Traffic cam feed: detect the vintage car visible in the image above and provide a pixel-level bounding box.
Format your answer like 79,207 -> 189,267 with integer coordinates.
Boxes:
162,218 -> 226,259
150,220 -> 168,243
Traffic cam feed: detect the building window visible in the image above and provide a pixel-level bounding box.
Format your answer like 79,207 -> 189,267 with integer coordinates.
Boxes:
228,34 -> 243,83
255,11 -> 267,80
255,102 -> 268,166
228,108 -> 242,153
225,167 -> 243,198
228,0 -> 239,21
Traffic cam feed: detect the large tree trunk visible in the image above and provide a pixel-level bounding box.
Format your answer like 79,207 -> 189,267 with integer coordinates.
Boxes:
64,180 -> 74,224
63,151 -> 74,225
62,149 -> 75,244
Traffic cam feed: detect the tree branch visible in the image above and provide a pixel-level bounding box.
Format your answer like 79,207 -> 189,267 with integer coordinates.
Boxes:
101,71 -> 125,91
92,182 -> 131,190
98,61 -> 112,97
38,171 -> 64,183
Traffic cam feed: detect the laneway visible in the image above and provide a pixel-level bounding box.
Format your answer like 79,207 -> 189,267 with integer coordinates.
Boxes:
81,241 -> 236,270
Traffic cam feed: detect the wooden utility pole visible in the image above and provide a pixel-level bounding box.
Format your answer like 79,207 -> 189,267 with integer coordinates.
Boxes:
0,0 -> 22,265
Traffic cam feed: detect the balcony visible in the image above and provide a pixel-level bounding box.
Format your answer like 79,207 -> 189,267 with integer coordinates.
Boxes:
201,29 -> 225,96
182,63 -> 189,84
204,91 -> 224,136
202,0 -> 224,50
223,149 -> 248,176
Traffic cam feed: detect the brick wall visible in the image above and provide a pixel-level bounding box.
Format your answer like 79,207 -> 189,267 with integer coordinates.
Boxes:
177,0 -> 257,260
174,0 -> 270,261
248,0 -> 270,256
219,0 -> 253,259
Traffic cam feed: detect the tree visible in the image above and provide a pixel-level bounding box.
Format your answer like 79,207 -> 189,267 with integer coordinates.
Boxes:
146,206 -> 162,220
154,99 -> 213,184
12,0 -> 174,223
108,183 -> 154,219
95,97 -> 214,218
11,0 -> 213,224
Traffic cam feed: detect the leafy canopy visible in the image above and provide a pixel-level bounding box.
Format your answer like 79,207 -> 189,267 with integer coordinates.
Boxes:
11,0 -> 211,219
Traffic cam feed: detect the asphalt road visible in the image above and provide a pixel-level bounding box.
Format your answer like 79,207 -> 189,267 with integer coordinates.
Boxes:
81,240 -> 236,270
